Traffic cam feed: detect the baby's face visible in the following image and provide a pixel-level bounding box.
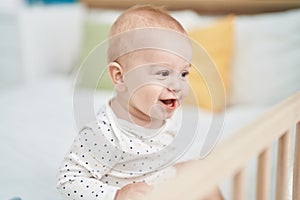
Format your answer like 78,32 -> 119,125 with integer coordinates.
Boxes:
119,49 -> 191,122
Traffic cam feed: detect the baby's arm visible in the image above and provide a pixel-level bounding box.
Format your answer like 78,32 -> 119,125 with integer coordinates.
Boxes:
57,137 -> 120,200
57,175 -> 119,200
58,160 -> 152,200
57,133 -> 154,200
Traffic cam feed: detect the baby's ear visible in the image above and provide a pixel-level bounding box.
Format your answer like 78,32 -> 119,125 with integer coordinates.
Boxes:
107,62 -> 127,92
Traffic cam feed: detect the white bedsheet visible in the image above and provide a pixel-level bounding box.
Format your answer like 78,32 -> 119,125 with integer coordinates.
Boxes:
0,76 -> 270,200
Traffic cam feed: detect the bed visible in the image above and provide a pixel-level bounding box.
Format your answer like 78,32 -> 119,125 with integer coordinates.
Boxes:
1,0 -> 300,199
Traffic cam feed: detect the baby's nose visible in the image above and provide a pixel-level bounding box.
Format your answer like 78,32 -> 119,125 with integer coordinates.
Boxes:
167,76 -> 181,93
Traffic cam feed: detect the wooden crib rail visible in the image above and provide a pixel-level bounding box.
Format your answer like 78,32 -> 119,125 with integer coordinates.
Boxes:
142,91 -> 300,200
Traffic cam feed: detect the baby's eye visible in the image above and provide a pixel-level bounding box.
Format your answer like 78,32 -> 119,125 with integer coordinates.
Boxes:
156,70 -> 170,77
180,71 -> 189,79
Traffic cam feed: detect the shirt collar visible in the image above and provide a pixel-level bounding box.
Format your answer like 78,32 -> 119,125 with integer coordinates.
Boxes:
104,101 -> 180,139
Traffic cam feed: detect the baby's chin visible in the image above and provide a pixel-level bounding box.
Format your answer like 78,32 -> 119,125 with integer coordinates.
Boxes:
149,104 -> 177,121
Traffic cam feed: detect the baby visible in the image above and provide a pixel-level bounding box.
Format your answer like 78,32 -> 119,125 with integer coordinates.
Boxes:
57,5 -> 224,200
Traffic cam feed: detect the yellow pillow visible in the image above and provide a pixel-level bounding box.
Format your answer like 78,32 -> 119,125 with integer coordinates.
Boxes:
185,15 -> 234,112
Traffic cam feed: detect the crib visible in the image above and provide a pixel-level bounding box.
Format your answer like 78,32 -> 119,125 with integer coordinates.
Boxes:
140,91 -> 300,200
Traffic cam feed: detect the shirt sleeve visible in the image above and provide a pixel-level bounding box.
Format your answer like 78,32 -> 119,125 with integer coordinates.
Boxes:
57,130 -> 120,200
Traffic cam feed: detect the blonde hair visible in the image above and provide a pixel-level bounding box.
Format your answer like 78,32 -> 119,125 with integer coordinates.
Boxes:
107,5 -> 187,63
110,5 -> 186,36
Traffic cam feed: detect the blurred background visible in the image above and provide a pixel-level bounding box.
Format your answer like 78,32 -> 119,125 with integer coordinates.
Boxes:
1,0 -> 300,199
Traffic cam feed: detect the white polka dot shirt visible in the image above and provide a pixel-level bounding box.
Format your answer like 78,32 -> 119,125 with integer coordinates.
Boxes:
57,103 -> 180,200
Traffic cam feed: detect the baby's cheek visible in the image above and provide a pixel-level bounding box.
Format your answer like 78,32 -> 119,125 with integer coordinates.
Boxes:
133,85 -> 161,105
142,84 -> 163,97
181,82 -> 190,100
144,87 -> 163,107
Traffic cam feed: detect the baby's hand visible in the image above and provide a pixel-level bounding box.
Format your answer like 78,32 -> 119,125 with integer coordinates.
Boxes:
174,160 -> 197,175
114,182 -> 153,200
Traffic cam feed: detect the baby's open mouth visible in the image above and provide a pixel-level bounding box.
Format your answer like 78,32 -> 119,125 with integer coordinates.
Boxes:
159,99 -> 177,109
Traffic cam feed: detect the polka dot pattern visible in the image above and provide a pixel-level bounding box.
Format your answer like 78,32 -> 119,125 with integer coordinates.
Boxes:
57,104 -> 178,200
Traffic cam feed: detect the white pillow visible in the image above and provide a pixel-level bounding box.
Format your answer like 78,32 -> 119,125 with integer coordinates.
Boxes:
229,9 -> 300,106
